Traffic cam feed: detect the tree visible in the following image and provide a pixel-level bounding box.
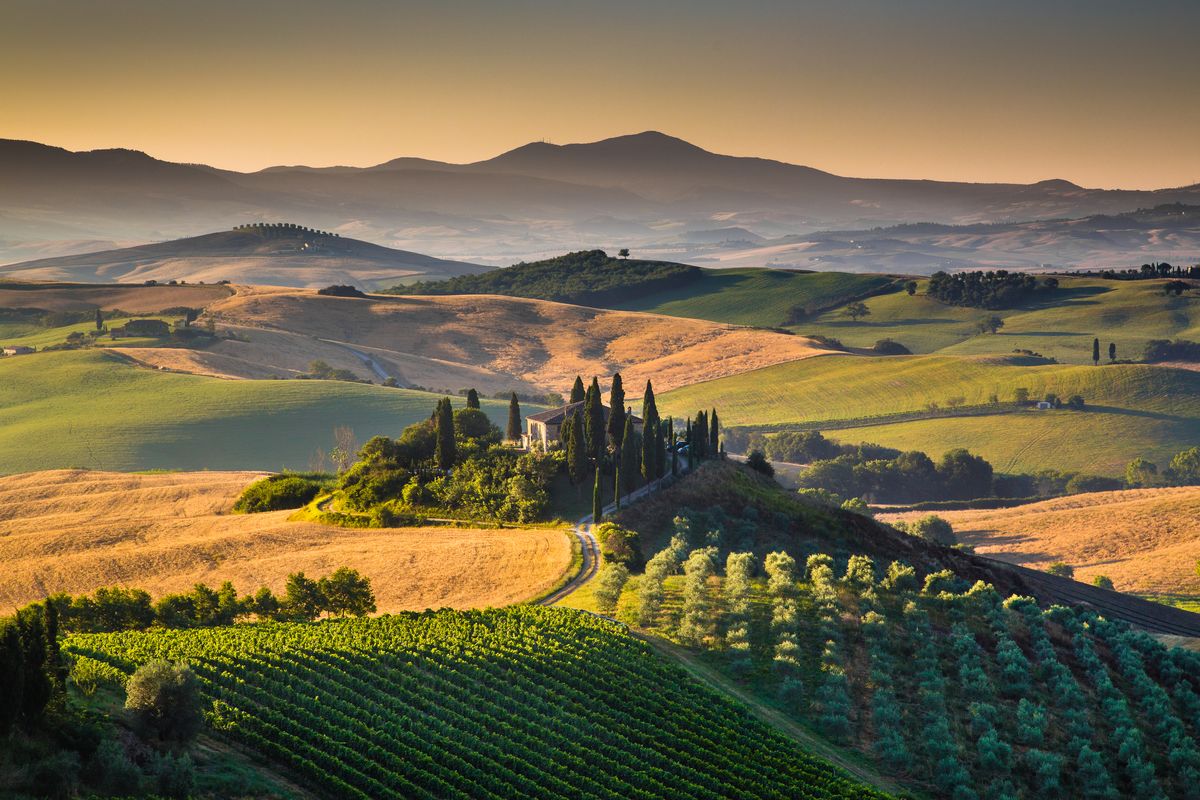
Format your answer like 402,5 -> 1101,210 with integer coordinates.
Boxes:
745,450 -> 774,476
570,376 -> 585,404
435,398 -> 456,470
593,563 -> 629,615
1046,562 -> 1074,578
843,301 -> 871,322
607,373 -> 626,450
124,660 -> 202,743
641,381 -> 660,483
565,410 -> 587,486
584,377 -> 605,461
592,467 -> 603,523
904,280 -> 918,296
977,315 -> 1004,334
1125,457 -> 1157,487
898,514 -> 956,546
1109,342 -> 1117,362
1092,575 -> 1115,590
465,388 -> 480,409
1014,387 -> 1030,405
318,567 -> 376,617
506,392 -> 522,442
1169,446 -> 1200,482
641,379 -> 658,423
0,623 -> 23,736
94,307 -> 104,331
709,409 -> 720,455
281,572 -> 324,621
1092,337 -> 1100,366
618,248 -> 630,260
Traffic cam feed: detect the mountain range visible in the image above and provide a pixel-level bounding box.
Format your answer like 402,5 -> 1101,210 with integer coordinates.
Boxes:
3,131 -> 1200,269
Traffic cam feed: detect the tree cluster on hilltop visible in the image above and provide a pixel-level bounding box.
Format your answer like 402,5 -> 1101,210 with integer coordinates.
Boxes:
926,270 -> 1058,309
391,250 -> 701,306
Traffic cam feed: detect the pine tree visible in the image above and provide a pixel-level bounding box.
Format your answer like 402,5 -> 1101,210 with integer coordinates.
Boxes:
506,392 -> 522,442
619,415 -> 640,493
709,409 -> 720,455
607,373 -> 626,450
592,467 -> 603,523
566,411 -> 587,486
465,388 -> 480,409
570,376 -> 585,404
585,377 -> 605,462
434,398 -> 456,470
1093,337 -> 1100,366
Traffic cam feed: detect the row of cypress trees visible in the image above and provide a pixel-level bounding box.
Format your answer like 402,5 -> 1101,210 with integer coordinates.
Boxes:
0,601 -> 64,737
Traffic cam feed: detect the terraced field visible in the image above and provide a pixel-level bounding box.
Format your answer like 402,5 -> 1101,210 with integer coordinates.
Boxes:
0,349 -> 527,472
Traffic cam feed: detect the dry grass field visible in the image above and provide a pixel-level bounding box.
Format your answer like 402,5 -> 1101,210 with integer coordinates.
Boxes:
0,282 -> 231,312
878,486 -> 1200,595
187,286 -> 831,393
0,470 -> 572,612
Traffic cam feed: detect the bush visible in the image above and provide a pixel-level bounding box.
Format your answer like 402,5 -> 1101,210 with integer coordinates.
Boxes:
595,522 -> 643,570
763,431 -> 840,463
897,514 -> 956,546
871,338 -> 912,355
1046,562 -> 1074,578
744,450 -> 774,476
1064,474 -> 1123,494
124,660 -> 202,743
1092,575 -> 1115,590
233,474 -> 325,513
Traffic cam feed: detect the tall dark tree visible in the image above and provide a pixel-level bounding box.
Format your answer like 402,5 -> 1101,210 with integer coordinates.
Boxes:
1092,337 -> 1100,366
655,420 -> 667,479
613,466 -> 621,510
607,373 -> 626,450
570,376 -> 586,404
1108,342 -> 1117,363
709,409 -> 720,455
668,417 -> 678,476
0,623 -> 24,736
641,380 -> 658,423
694,411 -> 708,459
641,416 -> 658,484
592,467 -> 603,523
619,415 -> 640,493
585,377 -> 605,462
565,411 -> 588,486
43,600 -> 64,691
506,392 -> 522,442
434,398 -> 457,470
16,612 -> 50,723
94,307 -> 104,332
465,388 -> 480,409
685,419 -> 694,470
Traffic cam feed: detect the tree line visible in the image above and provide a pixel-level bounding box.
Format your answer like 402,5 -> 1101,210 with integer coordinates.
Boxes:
926,270 -> 1059,309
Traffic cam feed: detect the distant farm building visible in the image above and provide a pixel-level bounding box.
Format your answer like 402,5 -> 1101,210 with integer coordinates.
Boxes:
524,402 -> 642,450
1036,401 -> 1053,410
2,346 -> 34,356
112,319 -> 170,338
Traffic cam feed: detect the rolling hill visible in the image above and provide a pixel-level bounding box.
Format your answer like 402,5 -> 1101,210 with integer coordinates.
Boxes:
0,224 -> 487,289
0,470 -> 571,611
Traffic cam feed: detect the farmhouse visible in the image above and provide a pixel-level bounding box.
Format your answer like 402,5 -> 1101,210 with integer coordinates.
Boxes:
524,402 -> 642,450
2,346 -> 34,356
111,318 -> 170,338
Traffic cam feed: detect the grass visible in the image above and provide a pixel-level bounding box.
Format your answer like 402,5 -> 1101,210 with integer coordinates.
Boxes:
609,269 -> 895,328
0,316 -> 178,349
797,277 -> 1200,363
0,349 -> 539,472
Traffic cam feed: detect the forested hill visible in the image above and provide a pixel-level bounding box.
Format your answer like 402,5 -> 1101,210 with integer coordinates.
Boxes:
388,250 -> 702,306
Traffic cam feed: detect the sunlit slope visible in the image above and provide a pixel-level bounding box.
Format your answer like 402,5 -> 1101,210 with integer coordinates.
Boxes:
0,350 -> 523,472
797,277 -> 1200,363
609,269 -> 895,328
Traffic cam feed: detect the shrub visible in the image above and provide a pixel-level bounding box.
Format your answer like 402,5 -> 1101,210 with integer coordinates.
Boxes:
1046,562 -> 1074,578
744,450 -> 774,476
872,338 -> 912,355
1064,473 -> 1123,494
1092,575 -> 1115,590
595,522 -> 643,570
898,515 -> 956,546
124,660 -> 202,744
233,474 -> 325,513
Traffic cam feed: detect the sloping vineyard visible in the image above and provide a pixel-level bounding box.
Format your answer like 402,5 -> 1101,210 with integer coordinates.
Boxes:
63,606 -> 892,800
622,533 -> 1200,799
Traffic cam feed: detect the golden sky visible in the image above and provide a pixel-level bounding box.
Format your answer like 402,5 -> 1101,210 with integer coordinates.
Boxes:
3,0 -> 1199,188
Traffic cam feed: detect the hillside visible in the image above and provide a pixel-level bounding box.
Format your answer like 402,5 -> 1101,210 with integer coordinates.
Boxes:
0,349 -> 527,472
192,286 -> 831,393
0,470 -> 570,611
879,486 -> 1200,595
0,224 -> 487,289
64,607 -> 892,800
659,355 -> 1200,474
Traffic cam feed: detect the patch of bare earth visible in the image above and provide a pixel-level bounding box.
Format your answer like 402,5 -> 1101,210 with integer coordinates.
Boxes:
0,470 -> 571,612
878,486 -> 1200,595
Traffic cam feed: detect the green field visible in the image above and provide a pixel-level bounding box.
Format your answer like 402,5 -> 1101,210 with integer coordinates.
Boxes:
65,607 -> 890,800
611,269 -> 895,328
796,277 -> 1200,363
0,350 -> 533,473
0,315 -> 178,350
660,354 -> 1200,475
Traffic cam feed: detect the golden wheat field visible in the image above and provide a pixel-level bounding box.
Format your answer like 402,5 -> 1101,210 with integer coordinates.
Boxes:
878,486 -> 1200,595
0,470 -> 572,611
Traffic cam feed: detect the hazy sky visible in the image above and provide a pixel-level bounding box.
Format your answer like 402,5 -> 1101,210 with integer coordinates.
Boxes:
4,0 -> 1199,188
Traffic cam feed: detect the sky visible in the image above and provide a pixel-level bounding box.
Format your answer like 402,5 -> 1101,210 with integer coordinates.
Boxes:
3,0 -> 1199,188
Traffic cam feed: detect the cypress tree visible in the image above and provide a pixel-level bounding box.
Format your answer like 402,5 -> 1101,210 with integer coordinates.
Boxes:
570,376 -> 585,404
434,398 -> 456,470
619,415 -> 640,493
669,417 -> 678,476
685,419 -> 694,470
43,600 -> 64,691
0,623 -> 23,736
1108,342 -> 1116,362
465,388 -> 480,409
592,467 -> 603,523
16,613 -> 50,723
695,411 -> 708,458
607,373 -> 626,450
585,377 -> 605,462
641,379 -> 658,423
641,416 -> 657,483
94,307 -> 103,332
1092,337 -> 1100,365
655,421 -> 667,479
506,392 -> 522,443
709,409 -> 720,454
566,411 -> 587,486
614,466 -> 621,510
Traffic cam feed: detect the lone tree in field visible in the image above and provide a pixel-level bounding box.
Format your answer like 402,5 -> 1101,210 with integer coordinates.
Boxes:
465,388 -> 480,409
318,567 -> 376,617
618,248 -> 630,259
1109,342 -> 1117,362
978,315 -> 1004,335
125,660 -> 202,744
904,280 -> 918,296
843,301 -> 871,322
435,398 -> 457,470
607,373 -> 626,450
1092,337 -> 1100,365
570,376 -> 586,404
506,392 -> 522,442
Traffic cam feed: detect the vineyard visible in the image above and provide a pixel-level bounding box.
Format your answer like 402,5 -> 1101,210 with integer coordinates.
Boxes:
593,526 -> 1200,799
63,607 -> 892,800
